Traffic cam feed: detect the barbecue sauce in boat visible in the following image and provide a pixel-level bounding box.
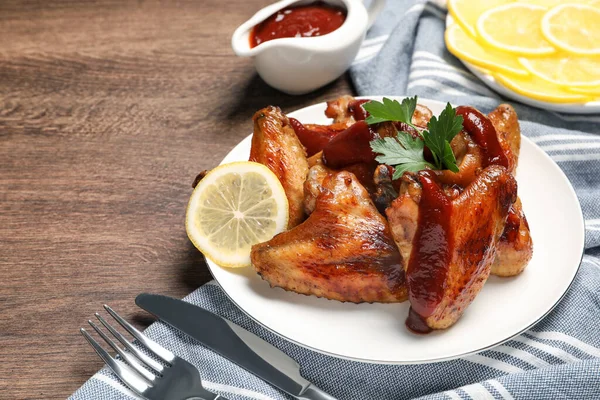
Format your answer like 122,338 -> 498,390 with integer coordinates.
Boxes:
456,106 -> 509,169
250,2 -> 346,48
405,171 -> 452,334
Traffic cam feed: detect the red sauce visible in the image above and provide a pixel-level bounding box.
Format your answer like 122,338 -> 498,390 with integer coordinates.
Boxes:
406,171 -> 452,323
250,2 -> 346,48
348,99 -> 370,121
322,121 -> 377,169
343,162 -> 378,194
456,106 -> 509,168
500,206 -> 521,243
289,118 -> 344,156
406,307 -> 432,334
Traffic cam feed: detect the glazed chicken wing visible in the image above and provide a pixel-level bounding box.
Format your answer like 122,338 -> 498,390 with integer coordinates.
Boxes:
488,103 -> 521,171
249,106 -> 309,228
491,198 -> 533,276
387,166 -> 517,330
324,95 -> 362,126
488,104 -> 532,276
303,163 -> 332,215
251,171 -> 407,303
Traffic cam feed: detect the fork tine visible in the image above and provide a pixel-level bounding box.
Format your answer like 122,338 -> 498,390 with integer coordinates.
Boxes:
104,305 -> 174,363
80,328 -> 151,396
95,313 -> 165,374
88,320 -> 157,383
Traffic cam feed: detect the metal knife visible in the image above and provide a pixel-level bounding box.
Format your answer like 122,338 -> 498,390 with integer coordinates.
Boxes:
135,293 -> 337,400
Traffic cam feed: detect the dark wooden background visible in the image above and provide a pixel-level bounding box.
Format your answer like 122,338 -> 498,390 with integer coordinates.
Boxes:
0,1 -> 352,398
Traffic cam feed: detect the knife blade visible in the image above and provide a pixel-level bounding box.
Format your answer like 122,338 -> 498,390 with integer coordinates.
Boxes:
135,293 -> 336,400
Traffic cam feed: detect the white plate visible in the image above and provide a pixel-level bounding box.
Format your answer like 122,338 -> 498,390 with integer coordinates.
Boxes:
208,97 -> 584,364
446,15 -> 600,115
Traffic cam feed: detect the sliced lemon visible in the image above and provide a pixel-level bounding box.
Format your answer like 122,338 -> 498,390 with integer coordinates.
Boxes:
185,161 -> 288,268
567,86 -> 600,96
445,23 -> 529,77
519,56 -> 600,87
541,4 -> 600,55
492,72 -> 591,103
448,0 -> 515,38
477,3 -> 556,55
516,0 -> 591,7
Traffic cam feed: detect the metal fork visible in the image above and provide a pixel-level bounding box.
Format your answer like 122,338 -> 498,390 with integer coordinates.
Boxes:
81,305 -> 226,400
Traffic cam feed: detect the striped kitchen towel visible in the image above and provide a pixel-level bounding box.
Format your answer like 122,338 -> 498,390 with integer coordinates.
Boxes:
70,1 -> 600,399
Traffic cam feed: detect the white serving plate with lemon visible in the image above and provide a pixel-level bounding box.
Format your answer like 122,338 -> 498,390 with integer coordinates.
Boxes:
185,97 -> 584,364
446,0 -> 600,114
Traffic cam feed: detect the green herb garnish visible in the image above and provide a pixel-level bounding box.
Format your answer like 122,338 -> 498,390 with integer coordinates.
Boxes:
366,96 -> 463,176
364,97 -> 418,130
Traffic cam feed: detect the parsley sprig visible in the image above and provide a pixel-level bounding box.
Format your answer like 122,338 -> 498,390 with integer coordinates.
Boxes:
366,96 -> 463,179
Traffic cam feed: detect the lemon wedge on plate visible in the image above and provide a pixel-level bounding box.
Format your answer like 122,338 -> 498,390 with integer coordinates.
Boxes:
541,4 -> 600,55
492,72 -> 591,103
445,23 -> 529,77
186,161 -> 289,268
519,56 -> 600,87
448,0 -> 514,38
477,3 -> 556,55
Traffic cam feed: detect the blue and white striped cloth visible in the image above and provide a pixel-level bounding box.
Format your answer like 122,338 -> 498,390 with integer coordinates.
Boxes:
71,1 -> 600,399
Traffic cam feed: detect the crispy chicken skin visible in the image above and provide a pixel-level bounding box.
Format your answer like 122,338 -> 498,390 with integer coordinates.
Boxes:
387,166 -> 517,329
249,106 -> 309,229
303,164 -> 333,215
491,198 -> 533,276
251,171 -> 408,303
487,104 -> 532,276
488,104 -> 521,172
435,131 -> 485,187
325,95 -> 357,126
413,104 -> 434,128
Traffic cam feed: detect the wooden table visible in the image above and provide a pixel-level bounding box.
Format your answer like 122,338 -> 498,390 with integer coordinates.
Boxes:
0,1 -> 352,397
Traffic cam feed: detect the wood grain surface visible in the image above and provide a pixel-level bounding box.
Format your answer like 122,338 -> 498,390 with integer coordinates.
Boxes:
0,1 -> 353,398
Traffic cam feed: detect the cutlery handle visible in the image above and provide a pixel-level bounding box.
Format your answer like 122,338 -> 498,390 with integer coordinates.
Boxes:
298,384 -> 337,400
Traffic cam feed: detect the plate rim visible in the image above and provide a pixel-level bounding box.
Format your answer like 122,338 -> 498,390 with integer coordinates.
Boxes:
206,96 -> 585,365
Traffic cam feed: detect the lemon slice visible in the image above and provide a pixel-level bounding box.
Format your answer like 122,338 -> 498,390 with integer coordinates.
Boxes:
541,4 -> 600,55
492,72 -> 591,103
519,56 -> 600,87
567,86 -> 600,96
186,161 -> 289,268
517,0 -> 599,6
516,0 -> 570,7
477,3 -> 556,55
445,23 -> 529,77
448,0 -> 514,38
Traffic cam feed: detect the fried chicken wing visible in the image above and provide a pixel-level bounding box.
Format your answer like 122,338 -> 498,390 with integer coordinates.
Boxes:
325,95 -> 359,126
387,166 -> 517,330
303,164 -> 332,215
491,198 -> 533,276
251,171 -> 408,303
488,103 -> 521,170
435,131 -> 484,187
249,106 -> 309,228
487,104 -> 532,276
